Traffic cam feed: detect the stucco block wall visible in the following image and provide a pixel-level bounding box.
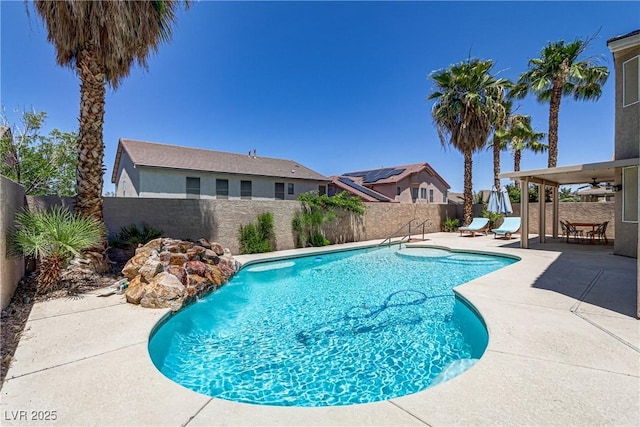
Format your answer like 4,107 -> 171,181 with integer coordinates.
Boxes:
511,202 -> 616,236
101,199 -> 455,254
1,176 -> 25,309
103,198 -> 300,254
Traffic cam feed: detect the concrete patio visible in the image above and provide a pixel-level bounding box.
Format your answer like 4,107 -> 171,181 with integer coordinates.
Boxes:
0,232 -> 638,426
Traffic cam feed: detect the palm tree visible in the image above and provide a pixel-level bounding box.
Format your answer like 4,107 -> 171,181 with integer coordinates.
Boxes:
489,99 -> 513,190
494,114 -> 547,173
429,58 -> 509,224
33,1 -> 188,269
511,37 -> 609,168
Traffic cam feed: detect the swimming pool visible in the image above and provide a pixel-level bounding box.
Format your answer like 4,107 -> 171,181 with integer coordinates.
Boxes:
148,245 -> 517,406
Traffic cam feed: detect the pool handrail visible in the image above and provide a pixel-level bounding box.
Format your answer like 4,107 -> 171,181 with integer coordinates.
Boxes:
379,218 -> 431,248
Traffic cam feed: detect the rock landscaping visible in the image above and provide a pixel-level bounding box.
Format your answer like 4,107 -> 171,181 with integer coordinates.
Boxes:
122,238 -> 238,311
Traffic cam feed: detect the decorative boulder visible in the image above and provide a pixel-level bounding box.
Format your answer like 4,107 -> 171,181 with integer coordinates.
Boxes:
121,237 -> 238,311
139,272 -> 185,311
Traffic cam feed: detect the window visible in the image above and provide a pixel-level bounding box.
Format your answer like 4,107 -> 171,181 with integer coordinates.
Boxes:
318,185 -> 326,196
411,187 -> 418,201
623,56 -> 639,107
216,179 -> 228,199
186,177 -> 200,199
443,193 -> 447,203
622,166 -> 638,223
420,188 -> 427,199
241,180 -> 252,199
288,183 -> 294,195
429,189 -> 434,203
275,182 -> 285,200
396,186 -> 401,196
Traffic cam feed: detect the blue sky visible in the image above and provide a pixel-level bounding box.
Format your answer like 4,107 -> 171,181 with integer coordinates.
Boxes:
1,1 -> 638,194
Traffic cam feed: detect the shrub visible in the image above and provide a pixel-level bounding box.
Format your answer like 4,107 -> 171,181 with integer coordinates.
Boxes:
441,218 -> 460,232
9,206 -> 104,293
292,191 -> 366,248
481,210 -> 503,229
309,231 -> 330,247
239,212 -> 275,254
108,223 -> 163,249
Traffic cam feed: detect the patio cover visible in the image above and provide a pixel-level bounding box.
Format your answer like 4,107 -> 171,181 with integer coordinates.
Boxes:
499,158 -> 639,249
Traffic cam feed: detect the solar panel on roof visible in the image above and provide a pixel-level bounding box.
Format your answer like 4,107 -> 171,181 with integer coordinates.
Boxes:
343,168 -> 404,183
338,177 -> 390,202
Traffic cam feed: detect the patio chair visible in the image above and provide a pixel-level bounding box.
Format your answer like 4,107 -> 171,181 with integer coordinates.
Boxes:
491,217 -> 521,239
587,221 -> 609,244
458,217 -> 490,237
561,220 -> 583,243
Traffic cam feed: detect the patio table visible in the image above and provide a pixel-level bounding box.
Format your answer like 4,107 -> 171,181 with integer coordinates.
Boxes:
570,222 -> 600,244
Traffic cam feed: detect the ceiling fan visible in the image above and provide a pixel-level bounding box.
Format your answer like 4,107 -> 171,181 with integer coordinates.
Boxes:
578,178 -> 608,190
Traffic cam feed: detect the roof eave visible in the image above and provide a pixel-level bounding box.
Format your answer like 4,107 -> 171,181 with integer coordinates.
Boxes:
607,29 -> 640,52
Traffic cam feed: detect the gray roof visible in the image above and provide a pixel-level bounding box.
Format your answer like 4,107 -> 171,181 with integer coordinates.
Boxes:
112,139 -> 329,183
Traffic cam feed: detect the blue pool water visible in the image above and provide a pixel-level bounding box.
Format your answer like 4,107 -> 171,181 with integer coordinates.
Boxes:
148,246 -> 516,406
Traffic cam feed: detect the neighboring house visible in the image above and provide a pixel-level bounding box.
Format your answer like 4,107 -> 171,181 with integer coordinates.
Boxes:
575,185 -> 615,202
329,163 -> 450,204
111,139 -> 329,200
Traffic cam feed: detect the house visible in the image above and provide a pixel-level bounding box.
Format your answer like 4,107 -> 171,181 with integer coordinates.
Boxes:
329,163 -> 450,204
111,139 -> 330,200
575,185 -> 615,202
607,30 -> 639,259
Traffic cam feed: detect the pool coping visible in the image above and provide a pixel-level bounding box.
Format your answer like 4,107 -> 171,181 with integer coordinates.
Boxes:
1,233 -> 638,426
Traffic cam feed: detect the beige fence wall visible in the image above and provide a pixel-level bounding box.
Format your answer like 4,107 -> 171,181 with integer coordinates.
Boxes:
511,202 -> 615,236
103,199 -> 456,254
24,197 -> 459,254
1,176 -> 25,309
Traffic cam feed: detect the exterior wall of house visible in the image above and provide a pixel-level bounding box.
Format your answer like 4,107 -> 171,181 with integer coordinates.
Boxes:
0,176 -> 25,309
132,167 -> 325,200
611,41 -> 639,258
370,171 -> 448,204
114,153 -> 139,197
613,45 -> 640,160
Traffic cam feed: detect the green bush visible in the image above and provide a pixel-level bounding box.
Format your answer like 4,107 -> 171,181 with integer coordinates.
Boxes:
481,210 -> 503,229
292,191 -> 366,248
9,206 -> 104,293
309,231 -> 330,247
239,212 -> 275,254
441,218 -> 460,232
108,223 -> 163,249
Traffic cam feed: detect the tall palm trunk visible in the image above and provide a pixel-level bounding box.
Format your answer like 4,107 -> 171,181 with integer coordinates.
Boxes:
547,79 -> 563,168
493,140 -> 500,190
514,149 -> 522,172
76,48 -> 106,222
76,47 -> 109,273
463,150 -> 473,225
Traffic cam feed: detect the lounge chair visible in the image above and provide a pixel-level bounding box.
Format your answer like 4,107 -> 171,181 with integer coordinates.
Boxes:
458,217 -> 490,237
491,217 -> 521,239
